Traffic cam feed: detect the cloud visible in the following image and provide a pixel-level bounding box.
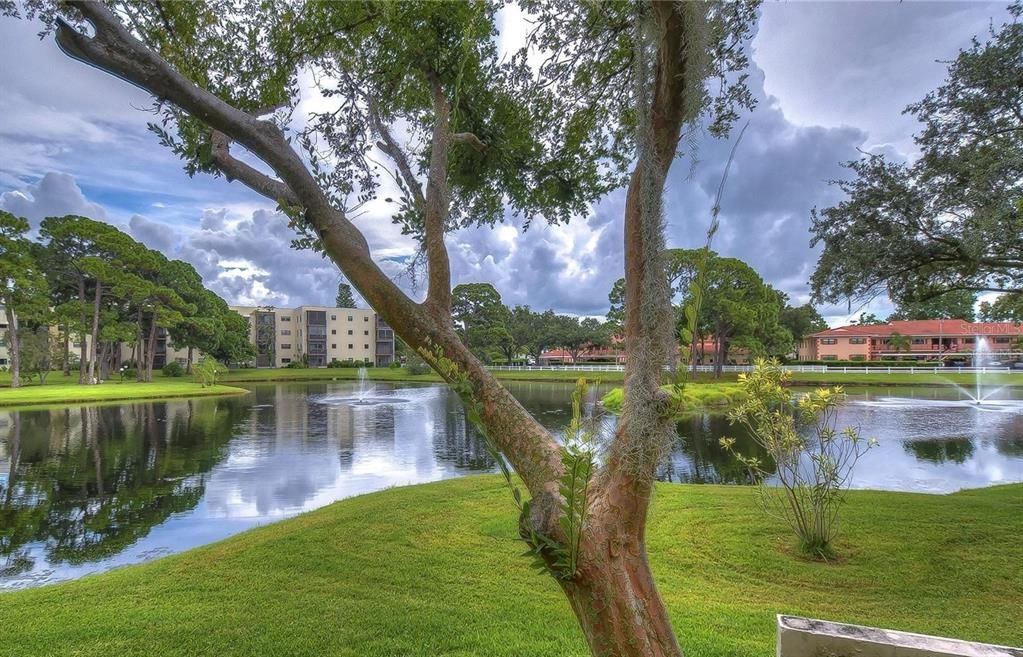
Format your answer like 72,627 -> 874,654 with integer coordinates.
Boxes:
0,172 -> 107,225
129,214 -> 176,253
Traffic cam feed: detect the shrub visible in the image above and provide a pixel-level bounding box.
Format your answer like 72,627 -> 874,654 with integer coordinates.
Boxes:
722,359 -> 876,559
120,367 -> 137,381
162,362 -> 185,377
284,361 -> 304,369
389,361 -> 401,369
192,357 -> 223,387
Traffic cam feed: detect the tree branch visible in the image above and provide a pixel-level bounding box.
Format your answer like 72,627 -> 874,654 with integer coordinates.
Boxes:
368,98 -> 426,209
423,70 -> 453,313
210,131 -> 299,207
451,132 -> 487,152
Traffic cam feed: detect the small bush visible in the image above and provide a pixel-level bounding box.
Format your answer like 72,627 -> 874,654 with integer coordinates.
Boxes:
389,361 -> 401,369
120,368 -> 137,381
193,356 -> 223,387
162,362 -> 185,377
284,361 -> 304,369
722,359 -> 876,559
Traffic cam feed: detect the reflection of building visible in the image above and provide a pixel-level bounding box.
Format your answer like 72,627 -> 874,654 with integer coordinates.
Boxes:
231,306 -> 395,368
799,320 -> 1023,362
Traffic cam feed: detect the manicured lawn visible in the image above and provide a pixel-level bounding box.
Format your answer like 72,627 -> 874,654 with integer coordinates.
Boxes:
0,378 -> 248,408
1,477 -> 1018,657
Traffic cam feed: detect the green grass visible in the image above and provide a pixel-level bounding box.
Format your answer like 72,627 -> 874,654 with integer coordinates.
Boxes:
0,378 -> 248,408
3,366 -> 1021,394
601,382 -> 747,414
1,477 -> 1018,657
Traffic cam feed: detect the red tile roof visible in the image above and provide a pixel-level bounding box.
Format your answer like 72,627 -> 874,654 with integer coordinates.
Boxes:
811,320 -> 1023,338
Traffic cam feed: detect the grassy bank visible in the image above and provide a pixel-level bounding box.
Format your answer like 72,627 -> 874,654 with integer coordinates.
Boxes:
0,379 -> 248,408
3,366 -> 1021,393
1,477 -> 1018,657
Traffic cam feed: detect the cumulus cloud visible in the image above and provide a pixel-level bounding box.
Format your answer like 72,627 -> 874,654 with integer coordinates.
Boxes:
0,172 -> 107,225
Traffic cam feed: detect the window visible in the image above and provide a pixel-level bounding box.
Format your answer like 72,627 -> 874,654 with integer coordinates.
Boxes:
364,330 -> 369,336
364,316 -> 369,322
281,358 -> 291,364
995,336 -> 1011,344
964,337 -> 976,344
348,344 -> 353,349
347,315 -> 353,321
364,344 -> 369,349
822,355 -> 838,361
331,344 -> 336,349
347,329 -> 353,335
330,315 -> 336,321
331,329 -> 336,335
912,338 -> 926,344
280,329 -> 291,336
850,354 -> 866,361
821,338 -> 837,345
281,343 -> 292,349
849,337 -> 866,344
280,316 -> 291,322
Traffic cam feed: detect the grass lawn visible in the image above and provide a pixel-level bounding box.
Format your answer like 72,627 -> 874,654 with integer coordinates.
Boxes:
1,477 -> 1018,657
0,377 -> 248,408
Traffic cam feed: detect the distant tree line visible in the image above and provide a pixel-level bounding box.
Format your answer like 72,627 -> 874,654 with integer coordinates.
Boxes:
0,212 -> 255,388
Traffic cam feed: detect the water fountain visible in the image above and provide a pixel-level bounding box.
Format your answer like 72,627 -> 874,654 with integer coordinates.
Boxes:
857,335 -> 1022,412
316,367 -> 411,407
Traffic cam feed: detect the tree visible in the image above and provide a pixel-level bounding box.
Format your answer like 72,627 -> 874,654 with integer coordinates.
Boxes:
778,303 -> 828,343
451,283 -> 509,361
335,280 -> 357,308
979,293 -> 1023,322
25,1 -> 758,653
0,212 -> 49,388
853,312 -> 886,326
888,289 -> 977,321
811,4 -> 1023,306
17,328 -> 57,384
889,332 -> 912,354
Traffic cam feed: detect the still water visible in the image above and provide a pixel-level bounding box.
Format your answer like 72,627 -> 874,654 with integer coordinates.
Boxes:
1,381 -> 1021,589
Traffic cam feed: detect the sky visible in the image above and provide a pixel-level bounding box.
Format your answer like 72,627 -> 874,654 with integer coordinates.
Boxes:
0,1 -> 1012,325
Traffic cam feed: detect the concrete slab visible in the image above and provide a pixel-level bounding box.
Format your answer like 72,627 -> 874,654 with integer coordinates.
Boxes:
777,615 -> 1023,657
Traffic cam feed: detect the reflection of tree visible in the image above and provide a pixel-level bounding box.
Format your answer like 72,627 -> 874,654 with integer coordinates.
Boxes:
659,415 -> 775,484
435,395 -> 495,471
904,438 -> 975,464
0,399 -> 242,568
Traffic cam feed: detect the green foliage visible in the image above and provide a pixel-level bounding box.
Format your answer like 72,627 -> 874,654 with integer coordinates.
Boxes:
778,303 -> 828,342
888,289 -> 978,322
192,356 -> 222,388
811,4 -> 1023,304
602,383 -> 747,416
555,379 -> 597,578
162,362 -> 185,378
979,292 -> 1023,322
335,281 -> 356,309
722,359 -> 876,559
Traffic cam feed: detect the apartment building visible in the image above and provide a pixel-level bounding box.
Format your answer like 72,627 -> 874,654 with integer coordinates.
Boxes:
0,306 -> 9,367
232,305 -> 395,368
799,320 -> 1023,362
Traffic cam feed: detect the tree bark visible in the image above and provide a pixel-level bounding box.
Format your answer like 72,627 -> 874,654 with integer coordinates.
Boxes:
86,279 -> 101,384
63,327 -> 71,377
78,275 -> 88,384
5,305 -> 20,388
186,346 -> 193,373
144,319 -> 158,382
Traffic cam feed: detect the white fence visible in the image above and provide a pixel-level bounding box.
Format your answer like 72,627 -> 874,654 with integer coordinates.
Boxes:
487,364 -> 1023,375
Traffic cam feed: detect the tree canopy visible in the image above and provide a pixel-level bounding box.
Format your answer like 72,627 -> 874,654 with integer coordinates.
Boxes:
810,4 -> 1023,306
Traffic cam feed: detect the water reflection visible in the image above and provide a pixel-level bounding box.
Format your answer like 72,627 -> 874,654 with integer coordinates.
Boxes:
1,381 -> 1021,589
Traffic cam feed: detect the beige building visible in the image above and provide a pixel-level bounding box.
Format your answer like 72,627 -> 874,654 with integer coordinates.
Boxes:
232,305 -> 395,368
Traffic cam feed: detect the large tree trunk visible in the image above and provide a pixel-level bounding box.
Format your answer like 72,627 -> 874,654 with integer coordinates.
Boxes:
186,346 -> 193,373
564,543 -> 680,657
5,306 -> 20,388
144,319 -> 158,382
63,327 -> 71,377
86,280 -> 101,385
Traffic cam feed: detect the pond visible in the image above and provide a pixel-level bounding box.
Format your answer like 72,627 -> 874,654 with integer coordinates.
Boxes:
1,380 -> 1021,590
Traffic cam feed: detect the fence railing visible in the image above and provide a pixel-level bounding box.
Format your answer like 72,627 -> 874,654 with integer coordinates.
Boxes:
486,364 -> 1023,375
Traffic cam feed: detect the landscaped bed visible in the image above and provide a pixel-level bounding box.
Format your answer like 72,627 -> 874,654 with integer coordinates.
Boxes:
1,476 -> 1018,657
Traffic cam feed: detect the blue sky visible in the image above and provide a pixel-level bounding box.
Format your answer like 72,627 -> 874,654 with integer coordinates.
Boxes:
0,2 -> 1012,322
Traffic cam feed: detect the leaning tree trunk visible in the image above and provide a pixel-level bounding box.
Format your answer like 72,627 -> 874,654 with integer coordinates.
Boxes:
5,306 -> 20,388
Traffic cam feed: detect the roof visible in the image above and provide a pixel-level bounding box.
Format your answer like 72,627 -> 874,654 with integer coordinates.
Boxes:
810,320 -> 1023,339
